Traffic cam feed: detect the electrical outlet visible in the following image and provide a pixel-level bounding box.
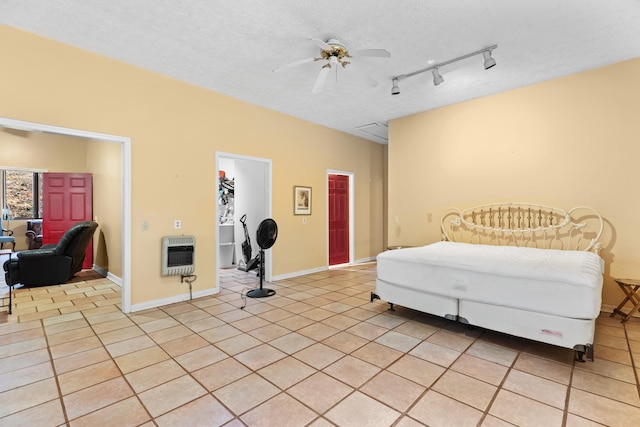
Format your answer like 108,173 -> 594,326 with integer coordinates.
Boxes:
141,220 -> 148,231
174,219 -> 181,229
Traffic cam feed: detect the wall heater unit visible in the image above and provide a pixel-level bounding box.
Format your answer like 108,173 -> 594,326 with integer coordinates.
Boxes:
161,235 -> 195,276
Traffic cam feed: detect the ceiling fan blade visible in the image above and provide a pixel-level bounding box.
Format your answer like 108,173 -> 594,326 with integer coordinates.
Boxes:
350,48 -> 391,58
312,66 -> 331,94
310,38 -> 332,51
272,57 -> 316,72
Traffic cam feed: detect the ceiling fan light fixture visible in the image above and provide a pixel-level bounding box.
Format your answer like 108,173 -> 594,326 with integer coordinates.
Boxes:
274,38 -> 390,93
483,50 -> 496,70
432,68 -> 444,86
391,78 -> 400,95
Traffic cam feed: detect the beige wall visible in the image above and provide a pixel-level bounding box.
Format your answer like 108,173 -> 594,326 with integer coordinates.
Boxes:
86,141 -> 122,276
388,57 -> 640,307
0,129 -> 88,172
0,26 -> 385,306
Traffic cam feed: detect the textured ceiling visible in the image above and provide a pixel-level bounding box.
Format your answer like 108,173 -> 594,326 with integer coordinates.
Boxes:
2,0 -> 640,144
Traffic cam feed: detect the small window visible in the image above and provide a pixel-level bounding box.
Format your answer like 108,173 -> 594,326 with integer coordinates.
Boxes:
1,169 -> 43,219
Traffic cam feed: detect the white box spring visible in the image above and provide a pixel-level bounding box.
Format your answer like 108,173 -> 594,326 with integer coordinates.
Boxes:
376,241 -> 604,319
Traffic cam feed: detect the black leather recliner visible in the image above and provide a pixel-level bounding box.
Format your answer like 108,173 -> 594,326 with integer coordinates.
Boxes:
3,221 -> 98,287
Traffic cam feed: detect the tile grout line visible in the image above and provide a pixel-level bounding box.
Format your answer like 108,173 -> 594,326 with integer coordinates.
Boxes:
472,329 -> 518,426
623,322 -> 640,400
392,325 -> 477,426
208,277 -> 382,423
154,300 -> 248,422
81,305 -> 156,424
40,316 -> 71,426
563,349 -> 579,426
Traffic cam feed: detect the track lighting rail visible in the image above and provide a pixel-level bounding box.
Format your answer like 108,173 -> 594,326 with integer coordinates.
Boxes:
391,44 -> 497,95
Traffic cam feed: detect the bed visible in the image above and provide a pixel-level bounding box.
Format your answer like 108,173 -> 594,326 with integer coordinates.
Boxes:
372,203 -> 604,361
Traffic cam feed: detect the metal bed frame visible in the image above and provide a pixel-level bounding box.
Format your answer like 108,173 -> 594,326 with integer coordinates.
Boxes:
440,202 -> 603,254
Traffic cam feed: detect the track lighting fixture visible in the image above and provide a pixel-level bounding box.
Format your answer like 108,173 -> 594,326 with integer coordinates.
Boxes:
432,68 -> 444,86
391,45 -> 497,94
391,78 -> 400,95
483,50 -> 496,69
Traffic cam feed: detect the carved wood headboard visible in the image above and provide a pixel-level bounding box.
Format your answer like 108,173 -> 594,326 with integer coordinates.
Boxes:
440,202 -> 603,254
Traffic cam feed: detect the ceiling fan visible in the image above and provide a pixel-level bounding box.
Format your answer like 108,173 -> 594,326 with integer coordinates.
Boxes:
272,38 -> 391,94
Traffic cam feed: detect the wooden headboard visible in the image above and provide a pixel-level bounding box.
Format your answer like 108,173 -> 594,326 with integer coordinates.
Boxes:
440,202 -> 603,254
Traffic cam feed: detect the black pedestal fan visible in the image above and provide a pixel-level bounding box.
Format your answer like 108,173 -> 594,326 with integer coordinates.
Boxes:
247,218 -> 278,298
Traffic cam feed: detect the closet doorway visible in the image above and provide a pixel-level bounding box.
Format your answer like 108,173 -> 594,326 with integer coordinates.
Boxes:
215,152 -> 272,290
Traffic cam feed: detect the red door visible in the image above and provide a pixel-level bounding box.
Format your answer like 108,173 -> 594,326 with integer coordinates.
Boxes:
43,173 -> 93,269
329,174 -> 349,265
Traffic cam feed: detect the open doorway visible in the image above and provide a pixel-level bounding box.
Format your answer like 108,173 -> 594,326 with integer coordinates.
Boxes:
0,117 -> 132,312
215,152 -> 272,289
327,170 -> 354,267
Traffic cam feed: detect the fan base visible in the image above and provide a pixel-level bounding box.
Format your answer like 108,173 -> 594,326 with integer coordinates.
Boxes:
247,288 -> 276,298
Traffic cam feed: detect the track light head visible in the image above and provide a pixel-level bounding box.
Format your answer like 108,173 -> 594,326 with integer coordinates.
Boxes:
391,78 -> 400,95
483,50 -> 496,70
432,68 -> 444,86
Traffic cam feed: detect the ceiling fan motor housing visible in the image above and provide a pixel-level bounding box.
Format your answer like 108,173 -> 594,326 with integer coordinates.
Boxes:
320,39 -> 351,67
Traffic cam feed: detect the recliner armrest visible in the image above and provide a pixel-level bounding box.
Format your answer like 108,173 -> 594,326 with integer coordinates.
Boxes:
17,248 -> 57,260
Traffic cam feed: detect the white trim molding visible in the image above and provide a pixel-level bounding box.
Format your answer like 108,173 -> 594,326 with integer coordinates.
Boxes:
0,116 -> 132,313
130,288 -> 219,313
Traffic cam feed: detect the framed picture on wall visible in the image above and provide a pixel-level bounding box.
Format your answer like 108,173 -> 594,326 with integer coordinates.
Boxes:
294,186 -> 312,215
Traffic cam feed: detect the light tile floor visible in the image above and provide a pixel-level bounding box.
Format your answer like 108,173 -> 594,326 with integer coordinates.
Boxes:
0,263 -> 639,426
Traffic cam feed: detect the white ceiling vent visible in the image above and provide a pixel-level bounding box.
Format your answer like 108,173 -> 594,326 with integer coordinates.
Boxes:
354,122 -> 388,143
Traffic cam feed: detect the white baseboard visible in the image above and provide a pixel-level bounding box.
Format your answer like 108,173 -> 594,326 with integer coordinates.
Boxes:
93,265 -> 122,287
106,272 -> 122,287
130,287 -> 220,313
272,258 -> 376,281
272,266 -> 328,281
328,263 -> 350,269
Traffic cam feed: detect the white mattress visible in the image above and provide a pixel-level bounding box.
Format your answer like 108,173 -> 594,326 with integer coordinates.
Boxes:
376,242 -> 604,319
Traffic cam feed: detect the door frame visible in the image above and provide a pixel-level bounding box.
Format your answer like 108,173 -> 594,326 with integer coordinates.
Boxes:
215,152 -> 272,289
0,117 -> 132,312
326,169 -> 354,266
